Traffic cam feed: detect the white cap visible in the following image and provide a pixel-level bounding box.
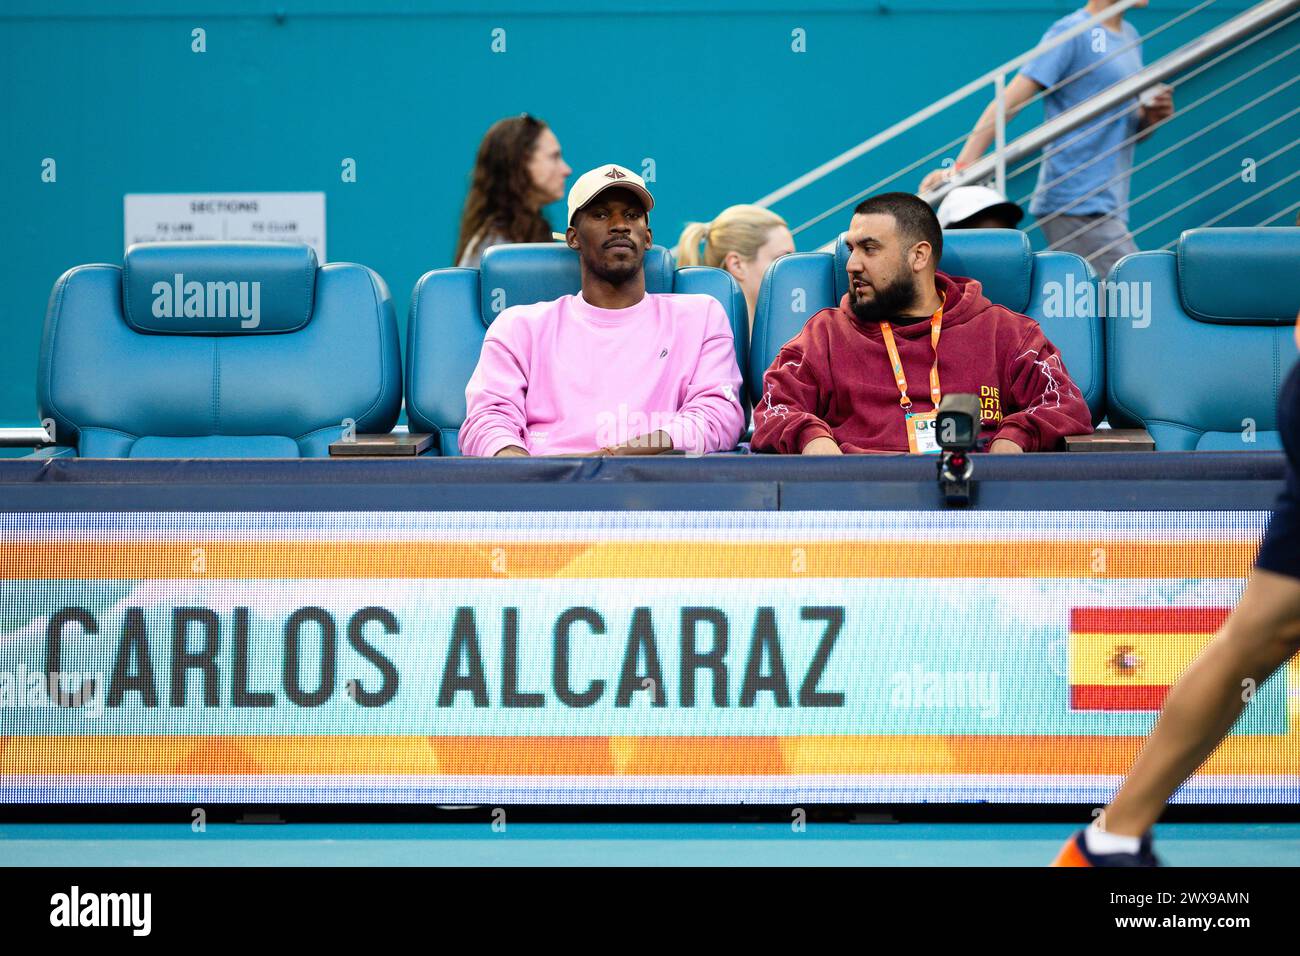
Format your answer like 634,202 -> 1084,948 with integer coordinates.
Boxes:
935,185 -> 1024,229
566,164 -> 655,227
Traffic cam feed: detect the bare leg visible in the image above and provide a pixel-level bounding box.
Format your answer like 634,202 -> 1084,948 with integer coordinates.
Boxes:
1102,569 -> 1300,837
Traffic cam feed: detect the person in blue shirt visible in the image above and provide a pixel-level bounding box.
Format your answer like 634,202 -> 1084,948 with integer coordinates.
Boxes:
920,0 -> 1174,279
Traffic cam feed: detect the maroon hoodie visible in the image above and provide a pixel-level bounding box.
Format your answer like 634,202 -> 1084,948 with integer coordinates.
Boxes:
751,272 -> 1093,454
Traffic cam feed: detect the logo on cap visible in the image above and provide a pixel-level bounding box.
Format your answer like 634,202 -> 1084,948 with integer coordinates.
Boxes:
604,167 -> 627,180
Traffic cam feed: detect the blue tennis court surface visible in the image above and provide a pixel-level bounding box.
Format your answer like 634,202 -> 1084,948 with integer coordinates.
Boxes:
3,823 -> 1298,866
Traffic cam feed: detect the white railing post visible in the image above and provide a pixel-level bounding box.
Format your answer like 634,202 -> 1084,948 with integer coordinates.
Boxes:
994,71 -> 1007,197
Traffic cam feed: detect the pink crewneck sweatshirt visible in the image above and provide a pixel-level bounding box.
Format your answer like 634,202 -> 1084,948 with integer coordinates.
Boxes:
461,291 -> 745,457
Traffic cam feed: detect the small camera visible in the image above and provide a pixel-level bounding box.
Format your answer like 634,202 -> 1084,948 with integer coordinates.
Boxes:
936,393 -> 980,505
936,393 -> 981,452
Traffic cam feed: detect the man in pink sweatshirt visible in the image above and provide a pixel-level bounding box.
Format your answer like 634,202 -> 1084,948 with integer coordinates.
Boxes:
461,164 -> 745,457
751,192 -> 1092,455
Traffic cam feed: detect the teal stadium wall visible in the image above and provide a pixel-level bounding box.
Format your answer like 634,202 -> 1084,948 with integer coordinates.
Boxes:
0,0 -> 1295,429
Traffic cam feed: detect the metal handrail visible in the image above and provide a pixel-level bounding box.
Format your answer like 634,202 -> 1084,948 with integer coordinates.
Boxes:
1255,199 -> 1300,227
752,0 -> 1152,209
1033,77 -> 1300,241
949,0 -> 1222,197
921,0 -> 1300,206
0,427 -> 52,448
1008,7 -> 1300,204
1087,135 -> 1300,261
1046,106 -> 1300,251
1013,36 -> 1300,206
800,0 -> 1300,251
781,0 -> 1212,237
1161,166 -> 1300,244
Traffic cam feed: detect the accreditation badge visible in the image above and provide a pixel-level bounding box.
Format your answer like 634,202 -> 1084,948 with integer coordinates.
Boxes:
905,411 -> 940,454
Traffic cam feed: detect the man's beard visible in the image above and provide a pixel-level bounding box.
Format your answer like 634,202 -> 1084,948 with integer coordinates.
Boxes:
585,246 -> 643,285
849,269 -> 922,323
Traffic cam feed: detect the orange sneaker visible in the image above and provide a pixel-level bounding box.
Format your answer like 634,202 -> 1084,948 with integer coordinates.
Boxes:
1051,829 -> 1160,867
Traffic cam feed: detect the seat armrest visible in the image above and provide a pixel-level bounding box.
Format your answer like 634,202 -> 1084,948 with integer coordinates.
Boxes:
329,433 -> 435,456
1064,428 -> 1155,452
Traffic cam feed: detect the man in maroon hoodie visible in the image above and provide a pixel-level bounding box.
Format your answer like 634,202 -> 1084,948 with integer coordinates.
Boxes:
751,192 -> 1092,454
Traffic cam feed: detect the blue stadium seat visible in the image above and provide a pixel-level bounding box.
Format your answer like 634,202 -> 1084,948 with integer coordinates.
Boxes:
36,242 -> 401,458
1107,228 -> 1300,450
405,243 -> 749,455
750,229 -> 1105,423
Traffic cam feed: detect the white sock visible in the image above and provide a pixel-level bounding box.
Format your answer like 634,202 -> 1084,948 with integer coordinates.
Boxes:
1085,823 -> 1143,855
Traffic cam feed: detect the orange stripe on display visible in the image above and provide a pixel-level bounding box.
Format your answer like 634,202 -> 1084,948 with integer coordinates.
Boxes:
0,541 -> 1257,579
2,733 -> 1295,775
0,735 -> 444,775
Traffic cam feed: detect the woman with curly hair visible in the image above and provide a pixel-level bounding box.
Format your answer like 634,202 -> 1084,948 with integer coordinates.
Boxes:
454,114 -> 572,267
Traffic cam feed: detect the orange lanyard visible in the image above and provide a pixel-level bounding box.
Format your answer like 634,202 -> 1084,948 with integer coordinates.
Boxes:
879,296 -> 945,413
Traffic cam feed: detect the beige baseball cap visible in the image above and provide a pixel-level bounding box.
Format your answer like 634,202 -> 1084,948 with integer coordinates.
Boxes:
566,163 -> 655,227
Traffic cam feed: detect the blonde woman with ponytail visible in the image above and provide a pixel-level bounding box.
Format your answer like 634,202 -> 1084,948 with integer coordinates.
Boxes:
675,205 -> 794,332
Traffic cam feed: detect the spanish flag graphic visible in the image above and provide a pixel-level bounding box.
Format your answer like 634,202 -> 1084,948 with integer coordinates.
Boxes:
1069,607 -> 1230,711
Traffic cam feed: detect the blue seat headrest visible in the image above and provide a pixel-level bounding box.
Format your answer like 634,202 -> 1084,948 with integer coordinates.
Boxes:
1177,228 -> 1300,325
938,229 -> 1034,313
123,241 -> 317,334
832,229 -> 1034,313
832,234 -> 851,303
478,243 -> 675,324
